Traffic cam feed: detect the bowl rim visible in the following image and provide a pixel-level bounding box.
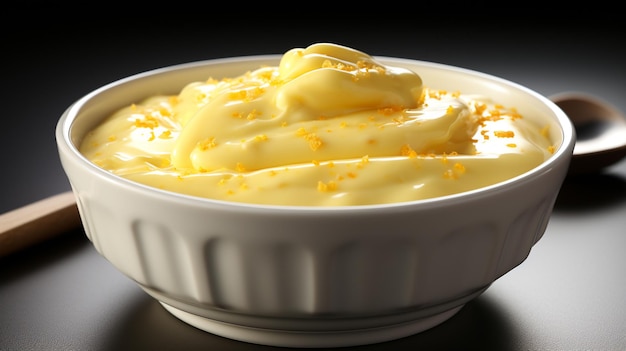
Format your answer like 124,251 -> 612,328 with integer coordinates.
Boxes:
56,54 -> 575,213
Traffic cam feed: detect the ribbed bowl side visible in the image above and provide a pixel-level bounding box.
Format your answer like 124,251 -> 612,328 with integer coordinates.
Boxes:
495,194 -> 555,278
71,190 -> 558,319
90,212 -> 508,315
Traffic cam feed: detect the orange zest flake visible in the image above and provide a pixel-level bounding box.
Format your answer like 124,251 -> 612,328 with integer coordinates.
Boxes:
159,157 -> 171,168
322,59 -> 385,81
158,107 -> 171,117
306,134 -> 323,151
107,135 -> 117,142
443,169 -> 455,179
235,162 -> 247,172
134,115 -> 159,129
547,145 -> 556,154
363,60 -> 383,71
446,105 -> 455,114
267,76 -> 282,86
428,89 -> 447,100
295,127 -> 308,137
355,60 -> 367,69
196,93 -> 207,102
474,102 -> 488,115
506,143 -> 517,148
391,113 -> 409,124
322,59 -> 349,70
494,130 -> 515,138
488,108 -> 502,118
227,90 -> 248,101
256,69 -> 274,80
224,76 -> 242,84
378,106 -> 402,116
254,134 -> 268,142
356,155 -> 369,168
350,73 -> 363,83
373,65 -> 386,74
295,128 -> 323,151
509,108 -> 523,120
443,162 -> 466,179
454,162 -> 466,174
158,130 -> 172,139
357,60 -> 385,73
168,96 -> 179,105
541,125 -> 551,137
400,144 -> 417,158
312,160 -> 320,166
481,114 -> 503,123
246,109 -> 261,120
317,180 -> 338,192
197,137 -> 217,151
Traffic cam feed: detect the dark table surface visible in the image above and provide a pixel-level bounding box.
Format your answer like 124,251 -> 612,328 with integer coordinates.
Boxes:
2,19 -> 626,350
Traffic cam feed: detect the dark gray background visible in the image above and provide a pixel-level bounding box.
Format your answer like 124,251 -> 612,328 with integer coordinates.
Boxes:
2,17 -> 626,350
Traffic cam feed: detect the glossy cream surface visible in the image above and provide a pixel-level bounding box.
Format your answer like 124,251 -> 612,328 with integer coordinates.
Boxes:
79,43 -> 556,206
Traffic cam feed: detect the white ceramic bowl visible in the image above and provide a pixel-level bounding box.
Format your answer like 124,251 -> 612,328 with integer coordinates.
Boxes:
56,55 -> 575,348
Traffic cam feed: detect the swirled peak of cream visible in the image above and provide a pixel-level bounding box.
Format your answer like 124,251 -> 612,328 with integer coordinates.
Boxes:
170,43 -> 425,172
79,43 -> 556,206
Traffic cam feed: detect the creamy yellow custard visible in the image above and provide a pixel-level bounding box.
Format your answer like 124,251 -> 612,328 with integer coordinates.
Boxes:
80,43 -> 555,206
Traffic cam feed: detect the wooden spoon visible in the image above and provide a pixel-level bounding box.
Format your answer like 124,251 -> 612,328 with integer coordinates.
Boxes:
0,191 -> 79,257
550,92 -> 626,175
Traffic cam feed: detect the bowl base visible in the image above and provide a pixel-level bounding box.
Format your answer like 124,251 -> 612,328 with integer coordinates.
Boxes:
160,302 -> 464,348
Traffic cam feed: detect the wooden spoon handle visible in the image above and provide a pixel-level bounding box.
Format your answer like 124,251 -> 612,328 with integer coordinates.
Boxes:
0,191 -> 81,257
